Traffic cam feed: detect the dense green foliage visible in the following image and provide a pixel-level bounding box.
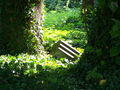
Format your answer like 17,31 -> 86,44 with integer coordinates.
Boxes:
0,0 -> 44,55
0,54 -> 80,90
86,0 -> 120,60
0,0 -> 120,89
72,0 -> 120,89
86,0 -> 120,70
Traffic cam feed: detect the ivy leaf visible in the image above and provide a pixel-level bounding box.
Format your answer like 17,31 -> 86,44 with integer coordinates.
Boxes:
110,47 -> 120,57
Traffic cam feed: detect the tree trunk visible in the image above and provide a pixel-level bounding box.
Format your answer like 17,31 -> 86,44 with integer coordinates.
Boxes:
0,0 -> 44,55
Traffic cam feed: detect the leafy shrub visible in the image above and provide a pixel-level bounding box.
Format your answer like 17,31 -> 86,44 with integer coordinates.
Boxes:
71,0 -> 120,89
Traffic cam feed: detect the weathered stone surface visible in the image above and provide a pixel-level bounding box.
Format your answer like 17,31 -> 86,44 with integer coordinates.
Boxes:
51,40 -> 80,60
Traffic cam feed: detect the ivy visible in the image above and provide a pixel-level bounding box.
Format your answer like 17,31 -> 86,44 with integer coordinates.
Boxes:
0,0 -> 44,55
75,0 -> 120,89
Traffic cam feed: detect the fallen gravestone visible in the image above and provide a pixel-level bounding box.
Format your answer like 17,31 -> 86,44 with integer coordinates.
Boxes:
51,40 -> 80,60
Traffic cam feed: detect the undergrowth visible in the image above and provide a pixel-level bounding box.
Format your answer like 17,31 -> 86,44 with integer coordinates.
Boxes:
0,54 -> 79,90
